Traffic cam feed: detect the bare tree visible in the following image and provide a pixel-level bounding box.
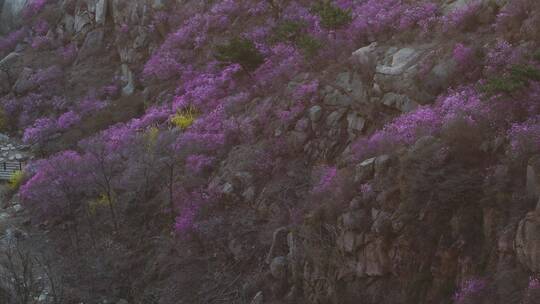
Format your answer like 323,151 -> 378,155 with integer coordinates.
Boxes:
155,130 -> 184,224
80,138 -> 124,232
36,256 -> 64,304
0,239 -> 65,304
0,239 -> 43,304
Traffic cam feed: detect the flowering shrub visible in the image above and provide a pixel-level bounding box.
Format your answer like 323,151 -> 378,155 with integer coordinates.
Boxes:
524,276 -> 540,304
507,117 -> 540,159
130,105 -> 171,130
441,1 -> 482,32
101,84 -> 121,99
31,66 -> 64,91
170,107 -> 198,130
142,1 -> 245,81
215,37 -> 265,72
453,278 -> 489,304
31,35 -> 52,50
76,98 -> 108,116
8,171 -> 25,191
56,111 -> 81,129
453,43 -> 477,72
33,19 -> 49,35
185,154 -> 214,174
22,117 -> 57,145
352,107 -> 440,161
0,28 -> 27,54
57,43 -> 78,64
22,0 -> 49,19
270,20 -> 322,58
20,151 -> 89,220
293,79 -> 319,102
336,0 -> 439,40
173,63 -> 241,112
176,105 -> 236,153
398,3 -> 439,32
311,165 -> 338,194
311,2 -> 352,30
352,86 -> 490,161
142,50 -> 183,81
174,187 -> 211,235
253,44 -> 302,90
484,40 -> 522,74
495,0 -> 540,38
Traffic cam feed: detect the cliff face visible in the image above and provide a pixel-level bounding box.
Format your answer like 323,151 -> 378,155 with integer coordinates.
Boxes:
1,0 -> 540,303
0,0 -> 29,33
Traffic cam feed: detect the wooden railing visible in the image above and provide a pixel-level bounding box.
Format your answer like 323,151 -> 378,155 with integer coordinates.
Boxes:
0,161 -> 24,181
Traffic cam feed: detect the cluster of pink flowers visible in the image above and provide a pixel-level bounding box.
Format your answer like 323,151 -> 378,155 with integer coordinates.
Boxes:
453,43 -> 475,71
56,111 -> 81,129
20,150 -> 89,220
507,117 -> 540,159
352,85 -> 491,161
0,28 -> 27,54
31,36 -> 52,50
173,63 -> 242,112
524,276 -> 540,304
312,165 -> 338,194
484,40 -> 523,73
441,1 -> 482,32
22,98 -> 107,144
453,278 -> 488,304
185,154 -> 215,174
22,0 -> 49,19
57,43 -> 78,63
22,117 -> 57,144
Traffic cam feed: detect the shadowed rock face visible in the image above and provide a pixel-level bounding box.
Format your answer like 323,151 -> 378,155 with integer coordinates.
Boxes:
0,0 -> 28,34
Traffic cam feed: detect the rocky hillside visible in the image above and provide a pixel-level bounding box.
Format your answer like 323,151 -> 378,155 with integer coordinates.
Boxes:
1,0 -> 540,303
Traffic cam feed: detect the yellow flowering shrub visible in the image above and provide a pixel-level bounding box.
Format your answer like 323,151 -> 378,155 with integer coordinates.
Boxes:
8,170 -> 24,191
170,107 -> 198,130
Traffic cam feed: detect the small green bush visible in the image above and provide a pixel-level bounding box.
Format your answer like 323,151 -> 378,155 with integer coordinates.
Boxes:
533,50 -> 540,62
311,2 -> 352,30
270,20 -> 322,58
482,64 -> 540,95
271,20 -> 307,43
8,171 -> 24,191
88,193 -> 111,216
482,76 -> 526,95
296,35 -> 322,58
510,64 -> 540,81
0,108 -> 8,131
215,37 -> 265,71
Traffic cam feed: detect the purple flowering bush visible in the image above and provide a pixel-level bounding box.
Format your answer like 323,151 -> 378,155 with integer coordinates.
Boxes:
453,278 -> 490,304
56,110 -> 81,129
441,1 -> 482,33
22,0 -> 50,19
22,117 -> 57,144
20,150 -> 89,221
507,117 -> 540,160
524,276 -> 540,304
0,28 -> 27,55
14,0 -> 540,265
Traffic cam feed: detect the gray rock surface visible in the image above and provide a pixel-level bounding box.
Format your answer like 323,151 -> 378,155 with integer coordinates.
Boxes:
516,211 -> 540,272
0,0 -> 28,34
270,256 -> 288,280
78,29 -> 104,59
